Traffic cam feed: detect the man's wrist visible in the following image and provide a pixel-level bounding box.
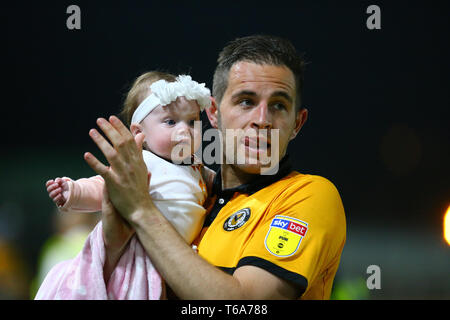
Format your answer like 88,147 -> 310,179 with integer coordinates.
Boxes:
128,199 -> 163,229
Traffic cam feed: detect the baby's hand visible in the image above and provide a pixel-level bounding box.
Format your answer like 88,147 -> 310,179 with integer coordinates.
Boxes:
46,178 -> 70,207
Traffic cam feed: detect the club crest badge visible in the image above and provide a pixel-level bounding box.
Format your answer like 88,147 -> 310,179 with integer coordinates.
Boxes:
265,215 -> 308,257
223,208 -> 251,231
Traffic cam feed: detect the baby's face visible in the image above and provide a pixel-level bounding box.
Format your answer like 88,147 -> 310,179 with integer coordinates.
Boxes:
140,96 -> 202,162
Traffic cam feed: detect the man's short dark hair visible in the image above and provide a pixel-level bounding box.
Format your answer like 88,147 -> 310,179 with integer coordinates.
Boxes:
213,34 -> 305,112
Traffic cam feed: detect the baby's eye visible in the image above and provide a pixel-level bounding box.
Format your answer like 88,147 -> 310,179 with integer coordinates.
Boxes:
189,119 -> 196,127
164,119 -> 176,125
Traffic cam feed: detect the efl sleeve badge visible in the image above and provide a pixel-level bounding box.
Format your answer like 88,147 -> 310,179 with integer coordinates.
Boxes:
264,215 -> 308,257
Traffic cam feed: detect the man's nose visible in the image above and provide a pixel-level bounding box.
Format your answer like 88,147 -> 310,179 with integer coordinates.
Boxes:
251,102 -> 272,129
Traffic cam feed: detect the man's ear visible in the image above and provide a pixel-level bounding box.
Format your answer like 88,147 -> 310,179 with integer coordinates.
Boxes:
130,123 -> 143,137
290,108 -> 308,140
205,97 -> 219,129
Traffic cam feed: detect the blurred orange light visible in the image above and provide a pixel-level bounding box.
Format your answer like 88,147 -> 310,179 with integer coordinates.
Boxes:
444,205 -> 450,246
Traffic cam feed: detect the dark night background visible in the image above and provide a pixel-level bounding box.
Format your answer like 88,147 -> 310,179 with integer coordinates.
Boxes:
1,1 -> 449,299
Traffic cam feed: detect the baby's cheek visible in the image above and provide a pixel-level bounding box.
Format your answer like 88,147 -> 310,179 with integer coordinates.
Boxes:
146,135 -> 173,158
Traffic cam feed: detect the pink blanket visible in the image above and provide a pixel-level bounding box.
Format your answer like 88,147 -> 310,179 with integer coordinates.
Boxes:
35,222 -> 164,300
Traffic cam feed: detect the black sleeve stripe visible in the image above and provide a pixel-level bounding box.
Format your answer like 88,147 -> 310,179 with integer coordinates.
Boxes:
218,266 -> 235,275
237,256 -> 308,297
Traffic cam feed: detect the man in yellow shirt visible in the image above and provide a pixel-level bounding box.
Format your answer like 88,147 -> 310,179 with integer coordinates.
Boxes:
85,34 -> 346,299
196,162 -> 345,299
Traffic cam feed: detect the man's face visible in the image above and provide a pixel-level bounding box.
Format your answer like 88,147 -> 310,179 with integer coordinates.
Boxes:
216,61 -> 306,174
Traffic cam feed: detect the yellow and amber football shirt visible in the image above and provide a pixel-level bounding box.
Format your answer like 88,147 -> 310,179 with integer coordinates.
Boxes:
195,156 -> 346,299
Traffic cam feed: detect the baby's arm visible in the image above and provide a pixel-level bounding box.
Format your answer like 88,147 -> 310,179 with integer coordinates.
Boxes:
46,176 -> 105,213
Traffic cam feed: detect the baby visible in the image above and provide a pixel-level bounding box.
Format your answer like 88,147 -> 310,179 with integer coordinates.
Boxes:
45,72 -> 214,244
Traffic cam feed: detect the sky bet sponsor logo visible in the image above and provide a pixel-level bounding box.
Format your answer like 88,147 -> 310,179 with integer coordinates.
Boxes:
265,216 -> 308,257
271,218 -> 307,236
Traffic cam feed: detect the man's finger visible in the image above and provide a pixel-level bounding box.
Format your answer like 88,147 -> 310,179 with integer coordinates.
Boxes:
108,116 -> 141,159
96,118 -> 125,150
110,116 -> 134,140
88,128 -> 122,168
84,151 -> 110,177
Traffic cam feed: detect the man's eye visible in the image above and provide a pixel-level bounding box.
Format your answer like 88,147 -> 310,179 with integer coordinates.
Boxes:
239,99 -> 254,107
272,102 -> 287,111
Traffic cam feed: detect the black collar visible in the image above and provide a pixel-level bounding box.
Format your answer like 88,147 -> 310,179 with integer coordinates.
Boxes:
212,154 -> 293,197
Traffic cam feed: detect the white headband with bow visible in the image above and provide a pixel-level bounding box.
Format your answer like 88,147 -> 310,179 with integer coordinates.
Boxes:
131,75 -> 211,124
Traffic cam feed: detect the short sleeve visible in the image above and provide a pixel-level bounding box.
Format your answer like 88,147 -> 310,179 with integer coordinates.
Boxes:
237,175 -> 346,295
